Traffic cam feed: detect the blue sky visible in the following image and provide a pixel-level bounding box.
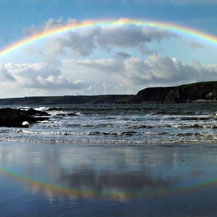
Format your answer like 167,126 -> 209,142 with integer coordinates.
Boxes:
0,0 -> 217,97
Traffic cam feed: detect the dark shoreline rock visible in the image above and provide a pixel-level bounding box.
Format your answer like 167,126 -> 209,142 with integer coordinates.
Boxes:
0,108 -> 49,128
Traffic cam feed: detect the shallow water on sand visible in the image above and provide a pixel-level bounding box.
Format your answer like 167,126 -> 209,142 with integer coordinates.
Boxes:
1,142 -> 217,216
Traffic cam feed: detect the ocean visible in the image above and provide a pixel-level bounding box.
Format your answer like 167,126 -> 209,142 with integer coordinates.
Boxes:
1,103 -> 217,144
1,103 -> 217,216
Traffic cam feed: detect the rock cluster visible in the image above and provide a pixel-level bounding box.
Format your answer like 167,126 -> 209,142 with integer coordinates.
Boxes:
0,108 -> 49,127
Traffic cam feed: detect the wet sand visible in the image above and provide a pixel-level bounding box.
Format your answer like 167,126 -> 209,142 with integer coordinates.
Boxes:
0,142 -> 217,216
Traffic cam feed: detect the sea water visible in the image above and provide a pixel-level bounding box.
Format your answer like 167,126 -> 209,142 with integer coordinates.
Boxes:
1,103 -> 217,144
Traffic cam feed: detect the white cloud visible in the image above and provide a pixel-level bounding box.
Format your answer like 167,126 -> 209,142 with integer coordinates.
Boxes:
45,26 -> 99,58
0,63 -> 15,81
34,75 -> 83,90
24,18 -> 80,36
94,25 -> 177,53
1,62 -> 84,91
75,58 -> 124,73
2,55 -> 217,97
70,55 -> 217,90
26,19 -> 179,60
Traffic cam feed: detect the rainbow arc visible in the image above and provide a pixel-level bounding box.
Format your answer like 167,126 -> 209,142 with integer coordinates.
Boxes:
0,18 -> 217,58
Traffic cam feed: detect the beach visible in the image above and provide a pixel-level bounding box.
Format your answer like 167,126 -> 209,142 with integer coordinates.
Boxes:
0,141 -> 217,216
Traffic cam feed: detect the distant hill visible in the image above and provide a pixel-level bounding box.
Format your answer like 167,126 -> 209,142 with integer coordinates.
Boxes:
0,95 -> 135,105
132,81 -> 217,104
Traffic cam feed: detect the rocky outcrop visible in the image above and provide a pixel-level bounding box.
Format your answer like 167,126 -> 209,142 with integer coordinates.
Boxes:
132,81 -> 217,104
0,108 -> 49,127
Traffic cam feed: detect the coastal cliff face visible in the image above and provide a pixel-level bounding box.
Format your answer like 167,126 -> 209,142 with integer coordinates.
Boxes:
133,81 -> 217,104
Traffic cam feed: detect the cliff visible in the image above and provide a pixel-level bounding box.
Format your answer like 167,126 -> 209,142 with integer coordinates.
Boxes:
132,81 -> 217,104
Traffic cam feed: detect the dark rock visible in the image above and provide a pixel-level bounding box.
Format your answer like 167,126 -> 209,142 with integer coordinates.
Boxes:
56,113 -> 68,117
26,108 -> 48,116
56,112 -> 79,117
47,107 -> 60,111
0,108 -> 49,128
121,131 -> 137,136
68,113 -> 79,116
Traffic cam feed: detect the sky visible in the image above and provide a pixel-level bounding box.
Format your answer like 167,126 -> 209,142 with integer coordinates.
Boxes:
0,0 -> 217,97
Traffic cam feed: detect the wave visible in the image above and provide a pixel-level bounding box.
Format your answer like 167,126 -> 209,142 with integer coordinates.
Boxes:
180,116 -> 212,121
17,129 -> 170,137
88,131 -> 138,136
54,112 -> 83,117
35,107 -> 49,112
1,136 -> 217,145
2,104 -> 217,146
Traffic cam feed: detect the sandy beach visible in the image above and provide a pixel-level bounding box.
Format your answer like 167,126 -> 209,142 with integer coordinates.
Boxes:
0,141 -> 217,216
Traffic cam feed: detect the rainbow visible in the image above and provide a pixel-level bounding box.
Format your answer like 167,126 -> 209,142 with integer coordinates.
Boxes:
1,166 -> 217,201
0,18 -> 217,59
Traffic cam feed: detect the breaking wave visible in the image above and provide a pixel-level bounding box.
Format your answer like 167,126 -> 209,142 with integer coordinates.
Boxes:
1,103 -> 217,145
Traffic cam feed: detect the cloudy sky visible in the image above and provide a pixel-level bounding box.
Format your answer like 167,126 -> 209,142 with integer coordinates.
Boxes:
0,0 -> 217,97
